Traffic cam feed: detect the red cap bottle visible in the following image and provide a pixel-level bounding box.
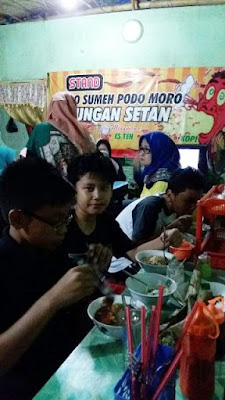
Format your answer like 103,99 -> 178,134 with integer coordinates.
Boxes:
179,301 -> 219,400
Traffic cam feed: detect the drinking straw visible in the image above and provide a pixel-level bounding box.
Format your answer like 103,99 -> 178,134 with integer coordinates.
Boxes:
125,306 -> 136,400
150,301 -> 199,399
125,306 -> 133,365
147,286 -> 164,384
152,285 -> 164,358
141,306 -> 146,367
145,305 -> 156,372
174,300 -> 199,353
152,348 -> 183,400
140,306 -> 147,400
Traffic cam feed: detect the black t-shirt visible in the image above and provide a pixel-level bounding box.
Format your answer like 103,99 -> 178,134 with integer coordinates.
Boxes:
0,229 -> 91,399
132,194 -> 176,243
65,211 -> 134,258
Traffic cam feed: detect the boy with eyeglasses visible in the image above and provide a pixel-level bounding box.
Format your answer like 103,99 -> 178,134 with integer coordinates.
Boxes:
0,157 -> 106,399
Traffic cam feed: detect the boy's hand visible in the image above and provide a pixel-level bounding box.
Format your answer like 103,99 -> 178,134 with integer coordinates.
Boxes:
161,228 -> 183,248
87,243 -> 112,272
48,265 -> 97,310
167,215 -> 193,232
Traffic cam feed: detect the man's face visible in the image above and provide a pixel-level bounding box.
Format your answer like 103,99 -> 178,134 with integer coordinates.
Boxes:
169,188 -> 202,216
22,203 -> 72,251
75,173 -> 112,216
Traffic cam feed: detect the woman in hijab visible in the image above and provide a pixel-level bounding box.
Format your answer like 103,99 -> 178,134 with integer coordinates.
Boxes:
136,131 -> 181,197
26,92 -> 96,176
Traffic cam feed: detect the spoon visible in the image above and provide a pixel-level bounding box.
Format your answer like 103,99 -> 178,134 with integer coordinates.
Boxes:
122,269 -> 149,294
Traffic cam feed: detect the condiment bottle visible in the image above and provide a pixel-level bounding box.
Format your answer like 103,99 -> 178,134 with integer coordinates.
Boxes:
197,252 -> 212,279
179,301 -> 220,400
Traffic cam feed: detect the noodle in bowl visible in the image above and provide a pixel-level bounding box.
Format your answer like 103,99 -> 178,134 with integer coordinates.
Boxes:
136,250 -> 173,274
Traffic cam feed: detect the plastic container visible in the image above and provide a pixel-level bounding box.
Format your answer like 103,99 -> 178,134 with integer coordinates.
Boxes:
169,240 -> 195,261
195,184 -> 225,269
179,301 -> 220,400
114,344 -> 175,400
197,252 -> 212,279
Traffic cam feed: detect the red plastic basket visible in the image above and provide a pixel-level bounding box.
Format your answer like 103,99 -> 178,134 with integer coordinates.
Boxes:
195,184 -> 225,269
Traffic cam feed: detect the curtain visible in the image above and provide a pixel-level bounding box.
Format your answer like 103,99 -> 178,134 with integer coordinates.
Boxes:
0,80 -> 47,126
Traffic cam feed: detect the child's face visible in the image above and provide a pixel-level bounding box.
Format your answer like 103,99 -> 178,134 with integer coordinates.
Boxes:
21,203 -> 72,250
75,173 -> 112,216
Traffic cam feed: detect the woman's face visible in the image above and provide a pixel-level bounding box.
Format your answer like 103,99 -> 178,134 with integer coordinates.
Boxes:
138,138 -> 152,166
98,144 -> 110,157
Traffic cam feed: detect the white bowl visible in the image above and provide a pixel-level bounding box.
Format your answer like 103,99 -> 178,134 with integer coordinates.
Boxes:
135,250 -> 173,275
87,295 -> 146,339
125,272 -> 177,307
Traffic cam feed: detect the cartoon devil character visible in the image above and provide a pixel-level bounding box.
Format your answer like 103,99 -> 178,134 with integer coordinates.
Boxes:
197,70 -> 225,145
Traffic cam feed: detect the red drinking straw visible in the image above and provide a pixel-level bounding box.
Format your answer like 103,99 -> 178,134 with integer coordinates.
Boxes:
125,306 -> 136,400
140,306 -> 147,400
174,300 -> 199,353
152,348 -> 183,400
141,306 -> 146,366
148,286 -> 164,383
125,306 -> 133,364
152,285 -> 164,358
145,305 -> 156,372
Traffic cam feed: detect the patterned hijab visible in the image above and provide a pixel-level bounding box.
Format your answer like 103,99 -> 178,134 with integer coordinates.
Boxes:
139,131 -> 181,189
47,92 -> 96,153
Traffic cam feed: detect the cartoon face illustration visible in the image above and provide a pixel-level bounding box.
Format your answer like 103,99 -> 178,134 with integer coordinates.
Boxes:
197,71 -> 225,144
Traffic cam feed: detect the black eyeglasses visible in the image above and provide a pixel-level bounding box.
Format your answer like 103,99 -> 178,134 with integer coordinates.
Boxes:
138,147 -> 151,154
20,210 -> 73,233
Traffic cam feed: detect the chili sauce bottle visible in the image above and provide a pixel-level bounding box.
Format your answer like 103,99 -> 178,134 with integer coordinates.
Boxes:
179,301 -> 219,400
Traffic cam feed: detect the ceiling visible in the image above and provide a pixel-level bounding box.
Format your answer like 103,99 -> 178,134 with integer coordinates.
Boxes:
0,0 -> 131,24
0,0 -> 223,25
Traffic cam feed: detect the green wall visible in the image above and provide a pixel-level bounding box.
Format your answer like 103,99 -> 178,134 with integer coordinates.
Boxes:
0,4 -> 225,82
0,109 -> 29,153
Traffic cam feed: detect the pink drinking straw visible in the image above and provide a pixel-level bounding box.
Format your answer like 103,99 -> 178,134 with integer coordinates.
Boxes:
152,285 -> 164,358
148,286 -> 164,384
125,306 -> 136,400
174,300 -> 199,353
140,306 -> 147,400
150,302 -> 199,399
152,348 -> 183,400
141,306 -> 146,366
125,306 -> 133,365
145,305 -> 156,372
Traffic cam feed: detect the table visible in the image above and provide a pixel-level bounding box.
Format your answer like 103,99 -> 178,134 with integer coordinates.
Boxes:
34,325 -> 225,400
34,326 -> 124,400
34,268 -> 225,400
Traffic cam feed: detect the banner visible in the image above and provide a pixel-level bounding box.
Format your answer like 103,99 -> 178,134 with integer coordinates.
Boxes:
48,67 -> 225,157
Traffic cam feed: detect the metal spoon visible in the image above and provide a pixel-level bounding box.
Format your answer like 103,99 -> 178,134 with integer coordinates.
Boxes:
122,270 -> 149,294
